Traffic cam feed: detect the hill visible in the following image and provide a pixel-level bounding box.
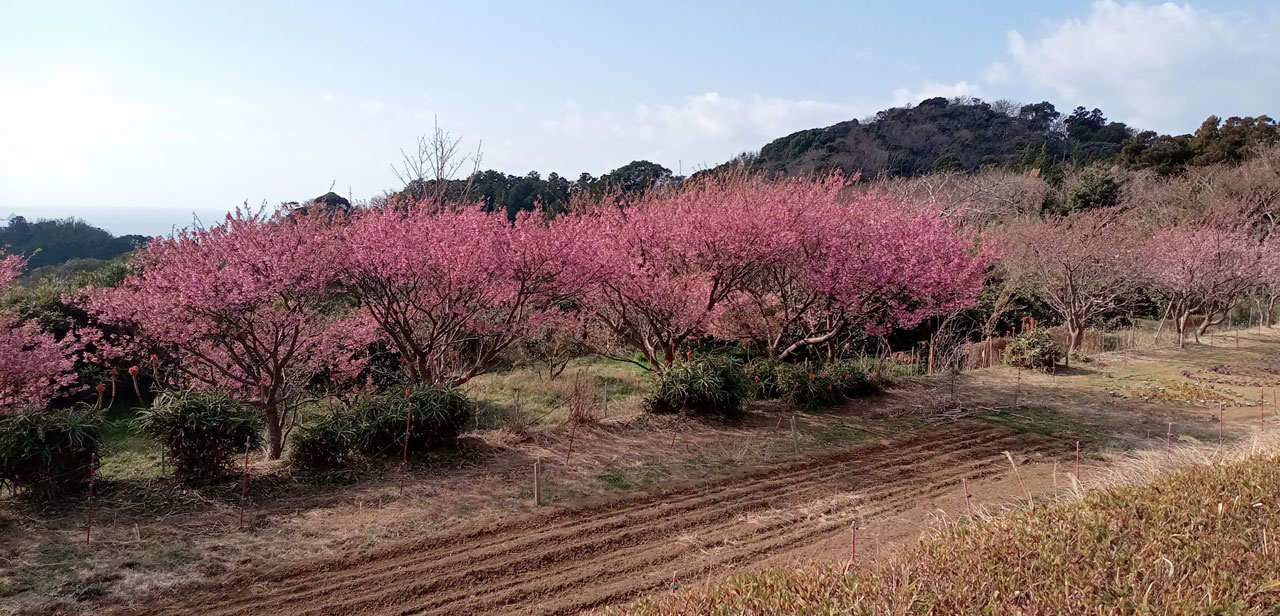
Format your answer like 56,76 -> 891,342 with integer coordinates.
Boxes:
0,216 -> 145,277
708,97 -> 1278,181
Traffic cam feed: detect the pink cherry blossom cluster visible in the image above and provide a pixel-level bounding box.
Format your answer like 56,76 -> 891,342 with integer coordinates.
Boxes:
0,252 -> 82,414
577,174 -> 992,367
1141,224 -> 1266,346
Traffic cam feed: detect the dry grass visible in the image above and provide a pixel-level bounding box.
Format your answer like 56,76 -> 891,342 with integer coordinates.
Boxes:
600,433 -> 1280,615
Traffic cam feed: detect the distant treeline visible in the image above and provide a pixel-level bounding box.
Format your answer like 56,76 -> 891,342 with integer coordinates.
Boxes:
389,97 -> 1277,220
0,216 -> 146,278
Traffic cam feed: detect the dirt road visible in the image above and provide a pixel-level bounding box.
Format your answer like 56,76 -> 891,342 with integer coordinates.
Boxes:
130,423 -> 1064,615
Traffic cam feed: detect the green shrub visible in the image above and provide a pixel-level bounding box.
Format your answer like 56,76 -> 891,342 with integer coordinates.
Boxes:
137,389 -> 261,482
644,357 -> 751,419
0,407 -> 102,500
745,357 -> 786,400
827,359 -> 880,397
354,386 -> 471,457
779,365 -> 843,410
747,358 -> 879,408
290,405 -> 362,472
1004,329 -> 1059,371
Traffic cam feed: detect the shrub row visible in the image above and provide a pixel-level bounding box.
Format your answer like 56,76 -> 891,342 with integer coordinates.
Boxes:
644,355 -> 882,419
291,386 -> 472,472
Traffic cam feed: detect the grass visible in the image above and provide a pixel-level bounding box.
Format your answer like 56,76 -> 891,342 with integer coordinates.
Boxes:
598,463 -> 668,491
601,452 -> 1280,615
95,404 -> 164,480
0,545 -> 91,599
975,403 -> 1218,453
467,357 -> 651,427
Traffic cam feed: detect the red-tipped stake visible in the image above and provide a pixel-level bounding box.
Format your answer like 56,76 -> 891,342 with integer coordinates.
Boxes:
239,436 -> 251,528
843,520 -> 858,574
86,453 -> 96,545
1166,422 -> 1172,462
1075,441 -> 1080,483
400,389 -> 413,498
670,571 -> 678,594
962,478 -> 972,515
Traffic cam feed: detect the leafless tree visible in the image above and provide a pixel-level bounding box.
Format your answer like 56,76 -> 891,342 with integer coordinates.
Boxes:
392,116 -> 484,212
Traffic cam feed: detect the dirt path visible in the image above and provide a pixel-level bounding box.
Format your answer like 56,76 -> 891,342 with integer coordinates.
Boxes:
126,423 -> 1066,616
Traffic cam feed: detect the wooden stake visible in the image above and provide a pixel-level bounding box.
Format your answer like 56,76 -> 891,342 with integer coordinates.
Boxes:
790,415 -> 798,454
927,336 -> 934,375
670,571 -> 678,594
86,453 -> 96,545
849,520 -> 857,568
1219,404 -> 1224,445
239,436 -> 250,528
962,477 -> 972,515
1075,441 -> 1080,483
1166,422 -> 1172,461
400,388 -> 413,498
1014,367 -> 1021,409
533,457 -> 542,506
566,420 -> 578,465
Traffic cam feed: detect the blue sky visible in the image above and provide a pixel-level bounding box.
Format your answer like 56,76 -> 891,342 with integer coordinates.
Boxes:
1,0 -> 1278,236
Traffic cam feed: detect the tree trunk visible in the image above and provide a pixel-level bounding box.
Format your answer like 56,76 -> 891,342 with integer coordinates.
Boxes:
264,402 -> 284,460
1176,310 -> 1192,348
1065,315 -> 1085,352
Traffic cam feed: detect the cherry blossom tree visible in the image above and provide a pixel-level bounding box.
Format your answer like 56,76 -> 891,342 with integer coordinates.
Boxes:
92,209 -> 368,458
578,174 -> 990,367
0,253 -> 81,414
1255,234 -> 1280,327
1001,207 -> 1142,351
340,204 -> 589,384
578,174 -> 805,369
1142,224 -> 1264,347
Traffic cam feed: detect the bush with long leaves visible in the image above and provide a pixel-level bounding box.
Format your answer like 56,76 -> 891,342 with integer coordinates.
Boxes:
644,357 -> 751,419
138,389 -> 262,482
0,406 -> 102,500
354,386 -> 472,457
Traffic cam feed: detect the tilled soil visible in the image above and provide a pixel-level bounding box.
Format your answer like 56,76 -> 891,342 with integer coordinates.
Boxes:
125,423 -> 1064,615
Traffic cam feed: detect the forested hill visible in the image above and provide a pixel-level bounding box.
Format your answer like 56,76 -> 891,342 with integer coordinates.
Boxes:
709,97 -> 1278,180
0,216 -> 145,278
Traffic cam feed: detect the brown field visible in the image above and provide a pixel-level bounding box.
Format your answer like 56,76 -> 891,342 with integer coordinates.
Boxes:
4,326 -> 1278,616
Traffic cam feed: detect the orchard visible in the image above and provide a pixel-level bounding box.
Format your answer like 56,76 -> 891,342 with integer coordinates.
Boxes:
1,168 -> 1277,476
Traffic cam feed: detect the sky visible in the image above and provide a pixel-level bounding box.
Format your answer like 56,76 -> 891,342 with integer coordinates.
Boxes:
1,0 -> 1278,236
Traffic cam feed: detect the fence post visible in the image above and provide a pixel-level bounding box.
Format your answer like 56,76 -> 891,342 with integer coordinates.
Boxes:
533,457 -> 542,506
790,416 -> 798,454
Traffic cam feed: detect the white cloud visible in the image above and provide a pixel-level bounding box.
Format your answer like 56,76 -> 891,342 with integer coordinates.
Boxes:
891,81 -> 982,106
540,92 -> 875,173
983,61 -> 1011,85
1002,0 -> 1280,131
